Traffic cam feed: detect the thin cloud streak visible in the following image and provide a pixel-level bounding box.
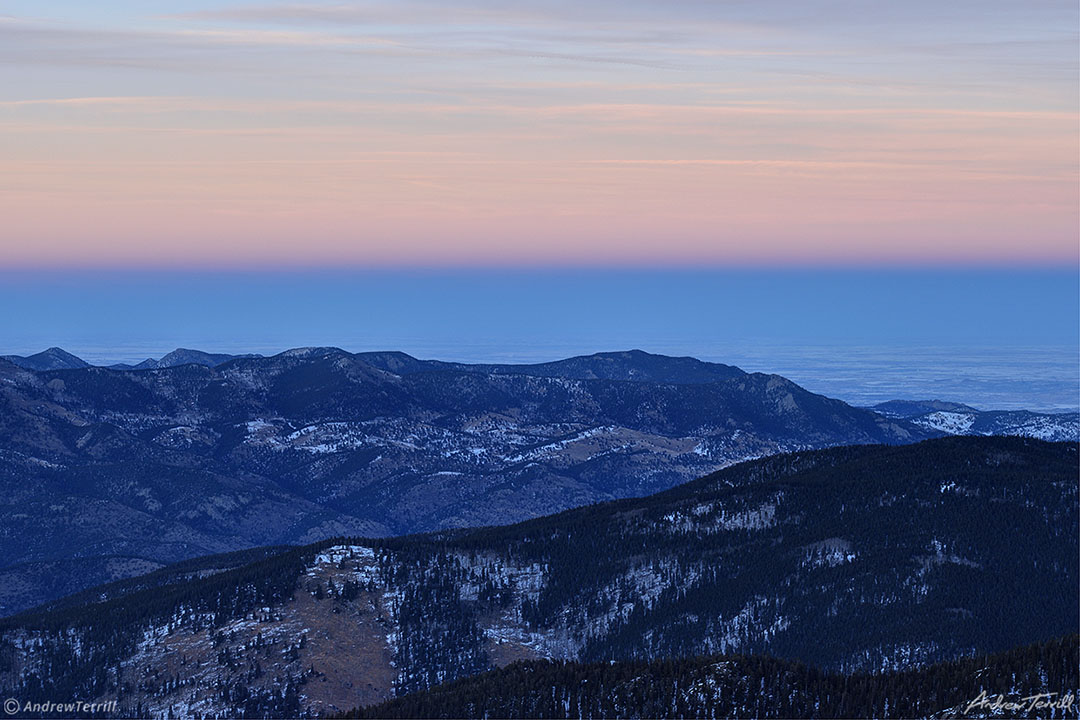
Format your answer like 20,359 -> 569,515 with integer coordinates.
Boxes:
3,96 -> 1073,122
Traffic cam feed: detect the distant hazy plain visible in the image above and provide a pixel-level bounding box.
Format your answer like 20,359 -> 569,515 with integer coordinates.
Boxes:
3,269 -> 1077,412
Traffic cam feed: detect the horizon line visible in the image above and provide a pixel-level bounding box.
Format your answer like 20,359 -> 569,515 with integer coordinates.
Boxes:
1,259 -> 1078,275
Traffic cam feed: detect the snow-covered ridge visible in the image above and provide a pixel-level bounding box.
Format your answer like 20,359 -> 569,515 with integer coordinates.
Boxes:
875,401 -> 1078,442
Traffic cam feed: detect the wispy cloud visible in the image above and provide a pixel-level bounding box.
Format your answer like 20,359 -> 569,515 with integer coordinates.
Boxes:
0,0 -> 1075,267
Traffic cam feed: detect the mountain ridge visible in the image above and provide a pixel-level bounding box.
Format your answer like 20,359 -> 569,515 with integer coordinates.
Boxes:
5,347 -> 748,384
8,346 -> 1075,414
871,399 -> 1078,441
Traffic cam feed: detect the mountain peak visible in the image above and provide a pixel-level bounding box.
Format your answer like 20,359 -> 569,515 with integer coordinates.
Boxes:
1,347 -> 90,371
540,349 -> 745,383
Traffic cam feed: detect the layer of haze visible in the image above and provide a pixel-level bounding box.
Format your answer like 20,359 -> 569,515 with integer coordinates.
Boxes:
1,1 -> 1078,266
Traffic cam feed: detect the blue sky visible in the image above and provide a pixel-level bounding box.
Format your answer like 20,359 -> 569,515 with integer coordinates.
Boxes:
3,268 -> 1076,353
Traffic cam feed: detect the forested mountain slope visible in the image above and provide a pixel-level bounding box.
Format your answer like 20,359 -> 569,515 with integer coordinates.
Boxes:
346,635 -> 1080,720
1,437 -> 1074,718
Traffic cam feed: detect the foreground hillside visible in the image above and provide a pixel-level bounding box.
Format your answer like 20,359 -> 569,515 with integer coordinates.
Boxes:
347,635 -> 1080,719
0,348 -> 929,614
1,437 -> 1074,717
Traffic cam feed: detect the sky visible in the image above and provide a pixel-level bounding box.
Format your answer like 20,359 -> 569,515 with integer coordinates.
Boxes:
1,0 -> 1078,267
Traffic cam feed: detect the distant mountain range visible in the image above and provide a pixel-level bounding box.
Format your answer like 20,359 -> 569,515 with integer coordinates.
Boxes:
2,437 -> 1074,718
3,346 -> 744,379
5,346 -> 1076,425
2,347 -> 261,371
0,347 -> 1074,619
